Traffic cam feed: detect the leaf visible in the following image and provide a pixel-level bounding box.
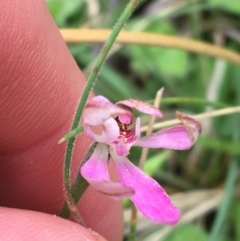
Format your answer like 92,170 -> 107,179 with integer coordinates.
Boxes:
163,224 -> 208,241
68,44 -> 93,67
228,201 -> 240,241
216,64 -> 240,137
46,0 -> 86,27
208,0 -> 240,14
125,20 -> 189,79
94,66 -> 141,102
197,136 -> 240,155
144,151 -> 170,176
219,237 -> 234,241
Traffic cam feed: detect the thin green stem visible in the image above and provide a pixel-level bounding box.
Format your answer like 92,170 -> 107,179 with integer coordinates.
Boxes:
63,0 -> 141,220
60,142 -> 97,219
60,172 -> 89,219
59,125 -> 84,143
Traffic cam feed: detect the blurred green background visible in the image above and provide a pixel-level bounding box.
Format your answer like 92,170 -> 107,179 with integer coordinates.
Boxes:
46,0 -> 240,240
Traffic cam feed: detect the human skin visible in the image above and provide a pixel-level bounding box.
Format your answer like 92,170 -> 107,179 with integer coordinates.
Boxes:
0,1 -> 123,240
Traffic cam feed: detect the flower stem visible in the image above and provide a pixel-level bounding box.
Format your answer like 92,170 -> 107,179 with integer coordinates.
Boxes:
60,142 -> 97,219
62,0 -> 141,221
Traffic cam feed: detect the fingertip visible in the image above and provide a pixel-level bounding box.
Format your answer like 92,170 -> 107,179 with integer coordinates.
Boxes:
0,207 -> 108,241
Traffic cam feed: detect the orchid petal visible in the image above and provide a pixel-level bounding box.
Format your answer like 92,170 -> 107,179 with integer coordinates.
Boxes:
135,126 -> 195,150
176,111 -> 201,144
83,96 -> 130,126
84,124 -> 104,143
135,114 -> 201,150
102,118 -> 119,144
110,149 -> 180,224
118,113 -> 132,124
81,143 -> 134,199
117,99 -> 163,118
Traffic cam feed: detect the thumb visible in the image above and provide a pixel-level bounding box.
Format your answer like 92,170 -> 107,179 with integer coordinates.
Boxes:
0,207 -> 107,241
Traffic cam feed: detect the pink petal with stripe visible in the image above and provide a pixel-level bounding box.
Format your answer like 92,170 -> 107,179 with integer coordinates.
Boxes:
83,95 -> 130,126
135,113 -> 201,150
176,111 -> 201,144
117,99 -> 163,118
110,149 -> 180,224
81,143 -> 134,199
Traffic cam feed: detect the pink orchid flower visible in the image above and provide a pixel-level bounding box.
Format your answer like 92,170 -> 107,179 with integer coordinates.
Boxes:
81,95 -> 201,224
